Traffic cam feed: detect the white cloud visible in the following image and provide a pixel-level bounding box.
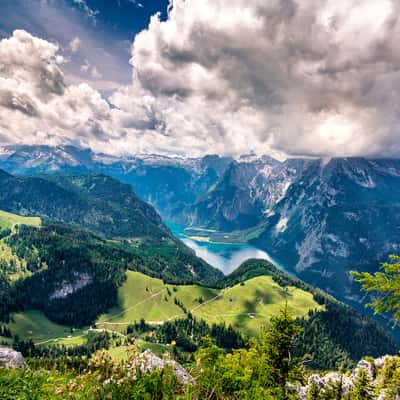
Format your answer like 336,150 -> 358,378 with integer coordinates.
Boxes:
68,36 -> 81,53
127,0 -> 144,8
80,59 -> 103,79
73,0 -> 99,23
90,66 -> 102,79
112,0 -> 400,158
3,1 -> 400,158
80,59 -> 90,72
0,30 -> 116,150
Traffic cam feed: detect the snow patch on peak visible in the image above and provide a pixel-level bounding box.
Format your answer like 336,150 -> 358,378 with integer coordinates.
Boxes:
276,216 -> 288,233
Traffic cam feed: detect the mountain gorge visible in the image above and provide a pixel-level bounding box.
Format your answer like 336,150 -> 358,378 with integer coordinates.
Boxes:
1,145 -> 400,314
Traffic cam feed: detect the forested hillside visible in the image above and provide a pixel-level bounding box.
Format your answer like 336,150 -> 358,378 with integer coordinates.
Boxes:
0,218 -> 222,326
0,169 -> 170,239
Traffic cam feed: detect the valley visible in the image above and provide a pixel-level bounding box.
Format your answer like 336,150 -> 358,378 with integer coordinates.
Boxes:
0,148 -> 399,384
2,146 -> 400,329
2,5 -> 400,397
167,221 -> 288,275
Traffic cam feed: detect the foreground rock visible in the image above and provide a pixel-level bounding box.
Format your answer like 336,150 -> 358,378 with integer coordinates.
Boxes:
0,348 -> 24,368
131,350 -> 194,385
295,356 -> 400,400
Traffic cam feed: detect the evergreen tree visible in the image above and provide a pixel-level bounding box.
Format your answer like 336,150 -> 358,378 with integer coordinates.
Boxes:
350,368 -> 375,400
352,255 -> 400,322
261,303 -> 303,399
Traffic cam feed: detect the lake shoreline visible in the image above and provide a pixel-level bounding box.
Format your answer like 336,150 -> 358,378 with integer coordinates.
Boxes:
167,221 -> 290,276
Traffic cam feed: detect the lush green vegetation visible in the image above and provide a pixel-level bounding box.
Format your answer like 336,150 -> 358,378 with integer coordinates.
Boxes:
0,170 -> 169,240
0,218 -> 220,327
0,210 -> 41,231
96,270 -> 322,337
0,210 -> 397,374
97,271 -> 220,328
352,255 -> 400,322
0,307 -> 303,399
0,172 -> 223,284
3,307 -> 400,399
295,303 -> 397,370
3,267 -> 396,370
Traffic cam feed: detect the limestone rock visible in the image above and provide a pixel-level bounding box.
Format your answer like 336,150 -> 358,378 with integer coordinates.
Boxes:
296,356 -> 400,400
352,359 -> 375,380
0,348 -> 23,368
131,349 -> 194,385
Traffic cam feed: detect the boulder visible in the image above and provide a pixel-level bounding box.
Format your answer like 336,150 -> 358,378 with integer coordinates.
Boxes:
351,359 -> 375,380
0,348 -> 23,368
130,349 -> 194,385
296,356 -> 400,400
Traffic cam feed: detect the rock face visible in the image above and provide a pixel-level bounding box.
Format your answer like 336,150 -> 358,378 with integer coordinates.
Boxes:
0,348 -> 23,368
253,157 -> 400,306
131,350 -> 194,385
296,356 -> 397,400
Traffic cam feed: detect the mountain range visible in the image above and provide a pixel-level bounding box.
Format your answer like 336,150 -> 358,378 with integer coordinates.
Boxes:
1,145 -> 400,311
0,146 -> 398,370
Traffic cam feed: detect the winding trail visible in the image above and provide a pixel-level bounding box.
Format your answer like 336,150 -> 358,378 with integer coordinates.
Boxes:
34,289 -> 165,345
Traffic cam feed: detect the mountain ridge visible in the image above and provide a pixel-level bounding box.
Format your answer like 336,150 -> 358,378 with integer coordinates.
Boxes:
2,145 -> 400,317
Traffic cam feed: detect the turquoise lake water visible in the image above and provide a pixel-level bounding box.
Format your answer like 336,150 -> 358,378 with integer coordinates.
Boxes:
167,222 -> 288,275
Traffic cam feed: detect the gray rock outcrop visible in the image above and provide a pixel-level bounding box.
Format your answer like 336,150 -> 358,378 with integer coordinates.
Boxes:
0,348 -> 23,368
130,349 -> 194,385
296,356 -> 399,400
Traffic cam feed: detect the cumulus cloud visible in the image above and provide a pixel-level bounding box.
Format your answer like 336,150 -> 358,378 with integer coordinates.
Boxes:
80,59 -> 102,78
0,30 -> 117,150
112,0 -> 400,158
3,1 -> 400,158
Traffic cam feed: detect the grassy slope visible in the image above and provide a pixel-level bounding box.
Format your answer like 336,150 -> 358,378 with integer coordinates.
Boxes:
94,271 -> 322,338
0,210 -> 41,281
96,272 -> 220,326
6,311 -> 81,344
5,271 -> 322,343
0,210 -> 41,230
193,275 -> 321,335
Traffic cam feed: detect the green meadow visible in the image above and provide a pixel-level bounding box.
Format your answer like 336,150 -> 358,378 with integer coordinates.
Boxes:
0,210 -> 40,230
6,271 -> 322,344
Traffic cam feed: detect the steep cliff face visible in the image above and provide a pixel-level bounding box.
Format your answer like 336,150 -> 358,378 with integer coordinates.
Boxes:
183,157 -> 312,231
252,158 -> 400,303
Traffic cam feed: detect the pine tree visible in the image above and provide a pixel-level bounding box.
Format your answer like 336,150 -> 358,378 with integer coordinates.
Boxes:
351,368 -> 375,400
261,303 -> 303,399
352,255 -> 400,322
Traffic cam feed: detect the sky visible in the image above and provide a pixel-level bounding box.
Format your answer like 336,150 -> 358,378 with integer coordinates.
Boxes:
1,0 -> 400,158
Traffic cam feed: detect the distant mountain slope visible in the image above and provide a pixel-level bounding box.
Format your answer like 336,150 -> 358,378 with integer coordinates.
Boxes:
181,157 -> 309,230
3,145 -> 400,316
0,169 -> 170,240
252,158 -> 400,304
0,172 -> 224,295
0,145 -> 233,221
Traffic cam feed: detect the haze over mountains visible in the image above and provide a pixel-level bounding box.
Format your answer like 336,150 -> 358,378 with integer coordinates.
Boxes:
1,144 -> 400,311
